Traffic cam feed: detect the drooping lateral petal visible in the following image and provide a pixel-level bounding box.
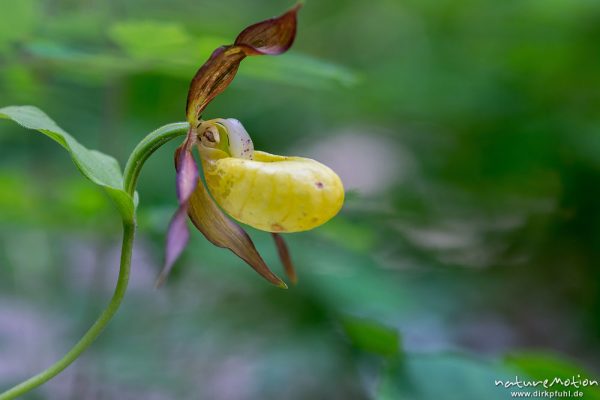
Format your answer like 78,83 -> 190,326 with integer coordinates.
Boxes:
187,179 -> 287,288
175,141 -> 199,202
272,233 -> 297,284
157,143 -> 199,286
186,4 -> 300,124
158,207 -> 190,287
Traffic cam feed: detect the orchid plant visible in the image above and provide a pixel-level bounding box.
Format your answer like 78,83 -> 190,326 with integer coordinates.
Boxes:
0,4 -> 343,399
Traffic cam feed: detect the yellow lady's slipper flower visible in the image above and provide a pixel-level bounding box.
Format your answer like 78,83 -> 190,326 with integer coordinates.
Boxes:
159,4 -> 344,287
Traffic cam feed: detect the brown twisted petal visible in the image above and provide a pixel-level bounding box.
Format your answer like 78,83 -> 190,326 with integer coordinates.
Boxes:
235,4 -> 301,55
185,4 -> 301,124
272,233 -> 297,284
187,174 -> 287,289
185,46 -> 246,125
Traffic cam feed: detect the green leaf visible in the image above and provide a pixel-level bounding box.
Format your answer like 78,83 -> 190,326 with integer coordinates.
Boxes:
0,105 -> 134,221
244,54 -> 359,89
105,18 -> 358,89
378,354 -> 521,400
0,0 -> 38,52
107,20 -> 194,59
505,352 -> 600,400
24,34 -> 359,90
341,316 -> 400,357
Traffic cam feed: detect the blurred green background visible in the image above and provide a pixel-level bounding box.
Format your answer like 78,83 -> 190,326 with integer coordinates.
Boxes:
1,0 -> 600,399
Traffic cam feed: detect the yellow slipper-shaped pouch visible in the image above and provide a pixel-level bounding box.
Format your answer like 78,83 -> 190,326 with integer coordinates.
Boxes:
198,118 -> 344,233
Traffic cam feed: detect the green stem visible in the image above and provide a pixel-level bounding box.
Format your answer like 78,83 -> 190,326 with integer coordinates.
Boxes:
0,122 -> 190,400
123,122 -> 189,195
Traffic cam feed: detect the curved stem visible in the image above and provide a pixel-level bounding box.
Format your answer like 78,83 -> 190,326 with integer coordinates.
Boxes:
0,122 -> 190,400
123,122 -> 189,195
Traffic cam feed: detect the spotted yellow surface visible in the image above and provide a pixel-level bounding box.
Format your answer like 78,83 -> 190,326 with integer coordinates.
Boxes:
201,150 -> 344,232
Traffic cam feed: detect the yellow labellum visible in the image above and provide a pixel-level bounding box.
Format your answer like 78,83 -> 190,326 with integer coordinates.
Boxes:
201,150 -> 344,233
